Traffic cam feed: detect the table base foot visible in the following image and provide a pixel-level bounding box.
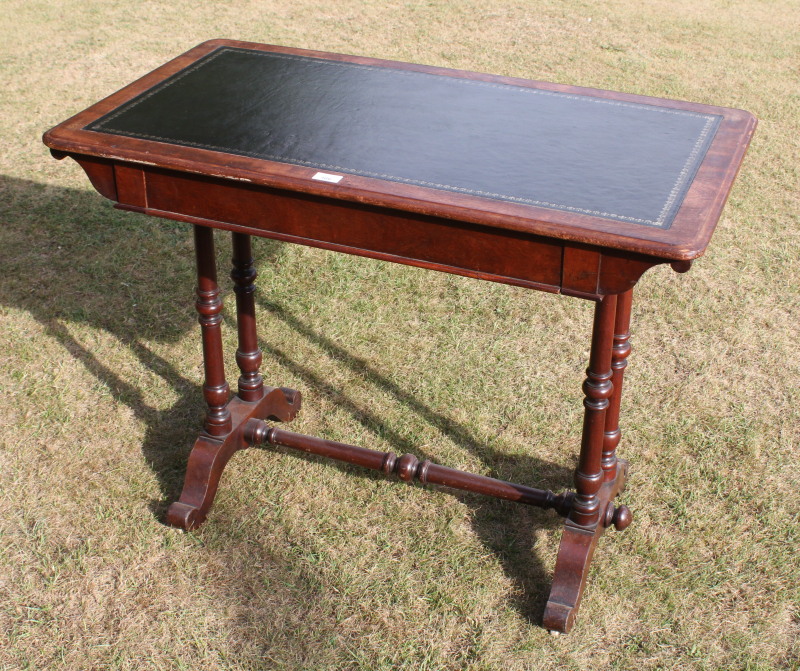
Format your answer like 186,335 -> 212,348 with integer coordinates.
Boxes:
166,386 -> 301,530
543,459 -> 629,633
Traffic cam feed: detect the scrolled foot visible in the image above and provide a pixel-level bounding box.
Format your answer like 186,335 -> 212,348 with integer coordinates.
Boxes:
543,600 -> 577,634
544,461 -> 630,632
166,389 -> 303,531
279,387 -> 302,410
263,386 -> 301,422
166,501 -> 205,531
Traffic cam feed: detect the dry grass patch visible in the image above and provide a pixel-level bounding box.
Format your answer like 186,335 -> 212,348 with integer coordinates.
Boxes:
2,0 -> 799,669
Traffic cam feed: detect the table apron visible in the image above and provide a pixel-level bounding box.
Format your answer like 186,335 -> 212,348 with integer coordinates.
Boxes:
79,156 -> 662,299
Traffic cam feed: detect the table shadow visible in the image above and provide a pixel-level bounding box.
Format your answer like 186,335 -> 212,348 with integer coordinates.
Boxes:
254,299 -> 575,622
2,173 -> 574,629
0,175 -> 281,511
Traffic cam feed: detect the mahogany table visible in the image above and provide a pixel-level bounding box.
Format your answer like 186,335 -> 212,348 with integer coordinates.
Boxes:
43,39 -> 755,633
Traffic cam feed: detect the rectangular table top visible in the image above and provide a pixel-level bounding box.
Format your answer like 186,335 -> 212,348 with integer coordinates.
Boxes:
44,39 -> 755,261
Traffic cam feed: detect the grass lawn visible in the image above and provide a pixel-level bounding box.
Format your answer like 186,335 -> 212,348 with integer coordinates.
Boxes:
1,1 -> 798,669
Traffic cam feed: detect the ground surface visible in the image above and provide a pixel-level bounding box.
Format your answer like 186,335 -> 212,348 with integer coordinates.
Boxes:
1,1 -> 798,669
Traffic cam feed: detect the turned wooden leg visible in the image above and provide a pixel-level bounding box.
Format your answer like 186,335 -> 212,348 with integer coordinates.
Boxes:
572,293 -> 617,528
193,224 -> 232,436
166,225 -> 302,530
231,232 -> 264,402
602,288 -> 633,483
543,294 -> 632,633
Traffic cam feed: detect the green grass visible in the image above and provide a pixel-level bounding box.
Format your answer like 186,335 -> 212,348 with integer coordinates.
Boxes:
1,0 -> 799,669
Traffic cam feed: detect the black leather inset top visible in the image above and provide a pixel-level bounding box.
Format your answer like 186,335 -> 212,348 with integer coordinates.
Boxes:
88,47 -> 721,229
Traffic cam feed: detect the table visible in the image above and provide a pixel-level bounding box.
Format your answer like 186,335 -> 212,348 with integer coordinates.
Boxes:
43,39 -> 756,633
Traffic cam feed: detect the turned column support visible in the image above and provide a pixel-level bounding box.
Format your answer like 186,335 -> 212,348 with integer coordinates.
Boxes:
602,288 -> 633,482
231,232 -> 265,402
193,225 -> 232,436
570,294 -> 617,528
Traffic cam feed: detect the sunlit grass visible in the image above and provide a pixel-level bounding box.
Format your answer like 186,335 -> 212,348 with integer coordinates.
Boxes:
1,1 -> 798,669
